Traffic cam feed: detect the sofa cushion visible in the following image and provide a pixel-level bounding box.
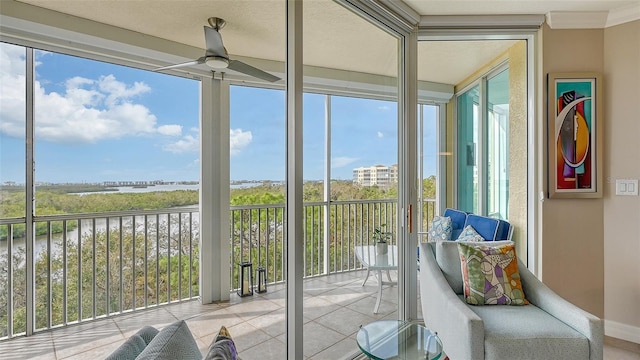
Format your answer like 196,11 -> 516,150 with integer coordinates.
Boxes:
464,214 -> 501,240
428,216 -> 453,241
135,325 -> 160,345
106,334 -> 148,360
106,325 -> 160,360
466,299 -> 590,359
435,240 -> 513,295
135,320 -> 202,360
456,225 -> 484,242
443,208 -> 468,239
458,242 -> 528,305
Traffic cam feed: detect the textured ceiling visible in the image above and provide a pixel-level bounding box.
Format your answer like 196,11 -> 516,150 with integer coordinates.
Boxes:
12,0 -> 638,85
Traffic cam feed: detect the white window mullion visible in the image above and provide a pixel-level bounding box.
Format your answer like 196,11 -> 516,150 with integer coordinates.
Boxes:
477,79 -> 486,215
25,46 -> 35,337
436,103 -> 447,215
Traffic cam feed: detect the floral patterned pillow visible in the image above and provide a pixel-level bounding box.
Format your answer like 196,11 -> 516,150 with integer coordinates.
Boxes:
457,242 -> 528,306
457,225 -> 484,242
428,216 -> 452,241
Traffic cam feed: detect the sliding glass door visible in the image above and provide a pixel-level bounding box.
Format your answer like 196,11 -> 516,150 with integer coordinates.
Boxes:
301,1 -> 401,357
456,65 -> 509,218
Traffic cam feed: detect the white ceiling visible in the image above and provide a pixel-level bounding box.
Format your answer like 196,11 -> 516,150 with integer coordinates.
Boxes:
10,0 -> 640,85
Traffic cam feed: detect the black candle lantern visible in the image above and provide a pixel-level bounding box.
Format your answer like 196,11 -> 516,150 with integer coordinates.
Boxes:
256,267 -> 267,293
237,262 -> 253,297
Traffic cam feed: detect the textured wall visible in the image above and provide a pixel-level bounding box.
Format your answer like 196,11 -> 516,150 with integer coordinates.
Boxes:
541,23 -> 604,318
603,20 -> 640,342
508,41 -> 528,262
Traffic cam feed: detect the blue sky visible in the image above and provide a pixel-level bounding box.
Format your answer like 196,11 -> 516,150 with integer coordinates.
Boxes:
0,43 -> 437,184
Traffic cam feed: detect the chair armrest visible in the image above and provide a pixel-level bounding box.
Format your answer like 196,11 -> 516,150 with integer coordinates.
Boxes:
518,262 -> 603,360
419,242 -> 485,360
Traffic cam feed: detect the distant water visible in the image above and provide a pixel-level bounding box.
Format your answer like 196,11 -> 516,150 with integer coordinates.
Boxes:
74,184 -> 200,195
73,182 -> 271,195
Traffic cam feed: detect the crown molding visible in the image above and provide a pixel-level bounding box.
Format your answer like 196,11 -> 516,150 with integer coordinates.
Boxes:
606,2 -> 640,28
420,15 -> 544,29
546,11 -> 609,29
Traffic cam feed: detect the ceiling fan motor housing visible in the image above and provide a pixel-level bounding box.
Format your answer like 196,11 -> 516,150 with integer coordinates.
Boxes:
205,55 -> 229,69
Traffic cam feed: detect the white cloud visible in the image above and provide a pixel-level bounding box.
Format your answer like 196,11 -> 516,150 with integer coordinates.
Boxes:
378,105 -> 390,111
164,134 -> 199,153
230,128 -> 252,155
0,44 -> 182,145
332,156 -> 358,168
157,125 -> 183,136
377,131 -> 384,138
163,128 -> 252,155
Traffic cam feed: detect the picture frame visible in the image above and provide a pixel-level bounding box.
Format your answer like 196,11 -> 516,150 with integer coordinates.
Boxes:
547,72 -> 603,199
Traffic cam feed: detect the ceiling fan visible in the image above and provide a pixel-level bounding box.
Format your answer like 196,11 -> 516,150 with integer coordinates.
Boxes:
155,17 -> 280,82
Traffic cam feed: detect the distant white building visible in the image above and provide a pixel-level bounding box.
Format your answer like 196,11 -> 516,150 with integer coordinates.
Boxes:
352,164 -> 398,187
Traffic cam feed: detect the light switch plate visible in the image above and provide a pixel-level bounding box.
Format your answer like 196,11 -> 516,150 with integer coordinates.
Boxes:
616,179 -> 639,196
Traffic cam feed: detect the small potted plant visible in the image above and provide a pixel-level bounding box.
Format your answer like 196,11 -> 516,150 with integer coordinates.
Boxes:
373,224 -> 392,255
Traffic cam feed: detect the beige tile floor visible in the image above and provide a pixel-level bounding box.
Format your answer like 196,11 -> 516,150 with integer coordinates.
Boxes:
0,270 -> 400,360
1,269 -> 638,360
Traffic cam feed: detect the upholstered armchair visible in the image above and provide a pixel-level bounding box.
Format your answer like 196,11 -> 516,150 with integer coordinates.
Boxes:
419,241 -> 603,360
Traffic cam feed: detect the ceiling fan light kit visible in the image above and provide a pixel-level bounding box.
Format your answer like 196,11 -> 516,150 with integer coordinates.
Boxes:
154,17 -> 280,82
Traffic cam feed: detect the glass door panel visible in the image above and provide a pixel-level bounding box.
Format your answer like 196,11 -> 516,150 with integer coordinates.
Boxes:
417,104 -> 439,241
303,0 -> 400,357
486,69 -> 509,219
457,86 -> 479,213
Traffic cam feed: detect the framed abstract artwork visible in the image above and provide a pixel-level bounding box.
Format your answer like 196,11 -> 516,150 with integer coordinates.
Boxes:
547,72 -> 603,198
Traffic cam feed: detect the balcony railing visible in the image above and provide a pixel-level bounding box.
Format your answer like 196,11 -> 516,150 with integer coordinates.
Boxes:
0,198 -> 436,340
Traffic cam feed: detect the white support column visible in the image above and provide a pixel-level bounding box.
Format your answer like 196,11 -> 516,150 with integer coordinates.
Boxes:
286,0 -> 304,358
398,29 -> 419,321
199,76 -> 231,303
25,46 -> 35,336
323,95 -> 331,275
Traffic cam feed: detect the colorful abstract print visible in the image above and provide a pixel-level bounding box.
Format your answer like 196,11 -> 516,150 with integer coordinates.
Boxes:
555,81 -> 594,191
458,243 -> 528,306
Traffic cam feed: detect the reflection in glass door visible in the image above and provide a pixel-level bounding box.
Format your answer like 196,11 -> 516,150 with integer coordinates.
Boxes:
417,104 -> 439,241
456,66 -> 510,218
486,69 -> 509,219
457,86 -> 480,213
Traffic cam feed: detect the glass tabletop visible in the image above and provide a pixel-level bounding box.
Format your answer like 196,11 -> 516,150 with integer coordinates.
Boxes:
356,320 -> 443,360
354,245 -> 397,269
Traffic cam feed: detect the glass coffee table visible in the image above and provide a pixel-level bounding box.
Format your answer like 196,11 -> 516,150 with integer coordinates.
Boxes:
356,320 -> 444,360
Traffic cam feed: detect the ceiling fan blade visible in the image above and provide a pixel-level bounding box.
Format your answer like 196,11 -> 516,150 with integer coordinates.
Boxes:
228,60 -> 281,82
154,57 -> 205,71
204,26 -> 227,57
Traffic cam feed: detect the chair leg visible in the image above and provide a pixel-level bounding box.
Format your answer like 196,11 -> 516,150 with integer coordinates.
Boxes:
386,270 -> 392,282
